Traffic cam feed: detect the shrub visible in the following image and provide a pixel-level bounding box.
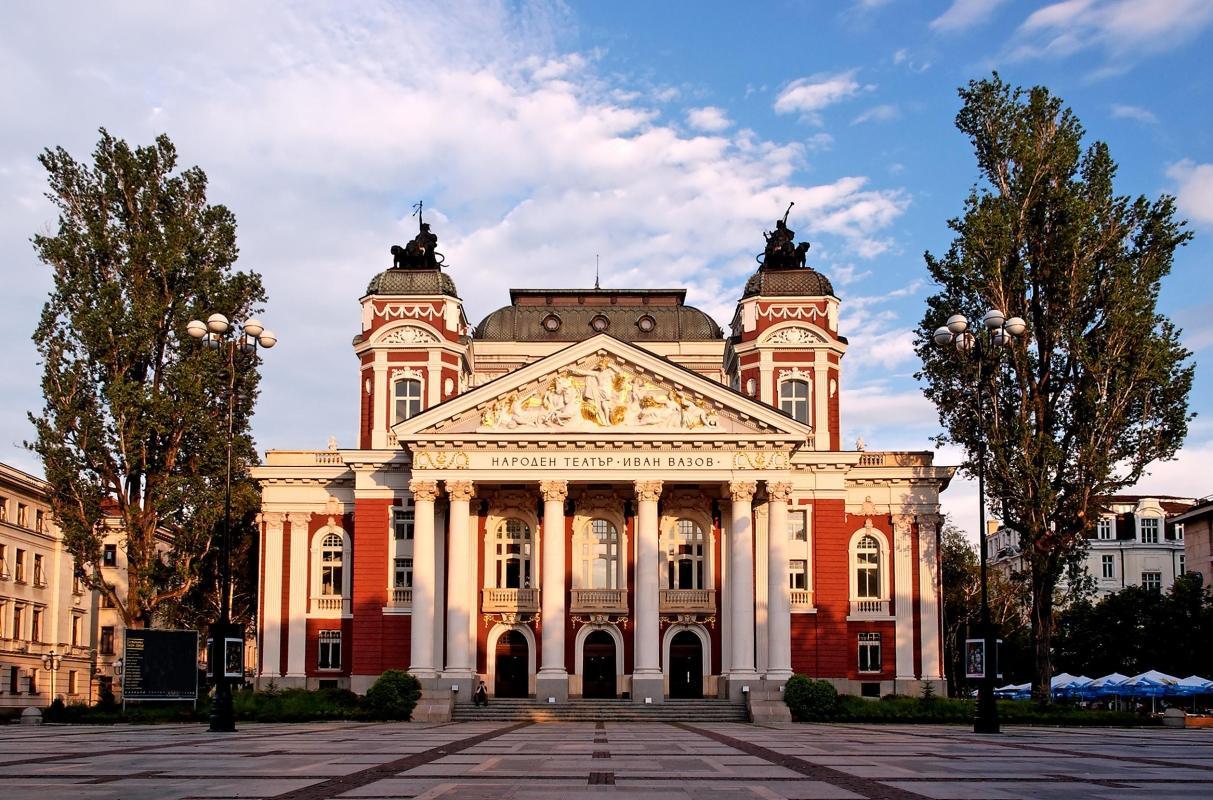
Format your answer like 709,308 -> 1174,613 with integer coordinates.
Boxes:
784,675 -> 839,721
364,670 -> 422,720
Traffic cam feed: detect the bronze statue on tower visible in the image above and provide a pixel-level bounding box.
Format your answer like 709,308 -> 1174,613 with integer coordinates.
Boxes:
759,202 -> 810,271
390,201 -> 445,269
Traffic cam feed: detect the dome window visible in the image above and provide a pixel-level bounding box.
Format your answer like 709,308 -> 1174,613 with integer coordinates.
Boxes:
542,313 -> 562,332
590,314 -> 610,332
636,314 -> 656,333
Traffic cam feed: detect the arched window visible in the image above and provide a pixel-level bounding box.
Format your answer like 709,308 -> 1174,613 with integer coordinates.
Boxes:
668,519 -> 706,590
581,519 -> 619,589
319,532 -> 344,596
494,519 -> 533,589
394,378 -> 423,423
854,534 -> 881,599
779,379 -> 811,424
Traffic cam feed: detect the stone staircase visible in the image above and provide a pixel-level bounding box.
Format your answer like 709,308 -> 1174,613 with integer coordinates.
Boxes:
452,697 -> 749,723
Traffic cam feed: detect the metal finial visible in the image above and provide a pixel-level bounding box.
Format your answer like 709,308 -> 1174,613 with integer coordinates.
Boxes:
595,254 -> 600,290
412,200 -> 424,228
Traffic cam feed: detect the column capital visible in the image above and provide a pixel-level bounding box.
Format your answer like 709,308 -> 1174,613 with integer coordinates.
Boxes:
767,480 -> 793,501
285,511 -> 312,527
916,513 -> 942,532
539,480 -> 568,503
633,480 -> 663,502
729,480 -> 757,502
892,513 -> 915,533
445,480 -> 475,502
409,479 -> 440,502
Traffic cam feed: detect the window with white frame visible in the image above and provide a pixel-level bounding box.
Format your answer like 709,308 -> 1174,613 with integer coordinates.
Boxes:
71,614 -> 82,646
789,509 -> 808,542
392,503 -> 414,540
318,630 -> 342,670
1097,517 -> 1113,540
854,534 -> 882,599
14,548 -> 25,582
394,557 -> 413,588
1140,517 -> 1160,544
393,378 -> 423,423
1178,554 -> 1186,575
31,607 -> 43,642
1175,523 -> 1184,541
1142,571 -> 1162,591
667,519 -> 707,590
789,559 -> 808,590
319,533 -> 344,596
13,604 -> 25,640
0,497 -> 6,521
33,554 -> 45,586
858,632 -> 881,673
581,519 -> 620,590
778,379 -> 811,424
494,519 -> 533,589
0,543 -> 8,579
1101,554 -> 1115,580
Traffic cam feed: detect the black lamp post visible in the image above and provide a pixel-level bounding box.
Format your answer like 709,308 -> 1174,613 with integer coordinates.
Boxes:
186,312 -> 276,732
933,308 -> 1025,735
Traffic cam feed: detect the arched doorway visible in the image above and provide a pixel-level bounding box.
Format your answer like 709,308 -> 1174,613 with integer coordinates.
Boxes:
494,630 -> 529,697
582,630 -> 617,698
669,630 -> 703,698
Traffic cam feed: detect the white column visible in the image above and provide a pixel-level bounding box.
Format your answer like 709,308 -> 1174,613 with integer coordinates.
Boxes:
729,480 -> 759,678
813,352 -> 829,450
372,358 -> 388,448
918,514 -> 943,682
444,481 -> 475,677
285,512 -> 310,678
408,480 -> 439,679
892,514 -> 916,683
766,481 -> 793,681
537,481 -> 569,696
261,513 -> 285,678
633,481 -> 663,698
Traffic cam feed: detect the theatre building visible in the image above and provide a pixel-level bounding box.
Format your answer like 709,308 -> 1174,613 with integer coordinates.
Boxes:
251,219 -> 953,711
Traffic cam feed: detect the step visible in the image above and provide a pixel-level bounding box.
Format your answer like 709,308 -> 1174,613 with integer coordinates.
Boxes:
451,697 -> 749,722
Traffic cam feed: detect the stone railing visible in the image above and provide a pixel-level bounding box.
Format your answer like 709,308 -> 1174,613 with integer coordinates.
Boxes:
790,589 -> 815,608
570,588 -> 628,615
389,588 -> 412,607
481,587 -> 539,614
311,596 -> 350,615
849,598 -> 891,617
660,589 -> 716,613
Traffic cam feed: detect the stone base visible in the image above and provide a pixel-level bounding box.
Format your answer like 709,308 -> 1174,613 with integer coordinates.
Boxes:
725,674 -> 763,701
535,673 -> 570,704
746,686 -> 792,724
631,674 -> 665,704
412,687 -> 454,722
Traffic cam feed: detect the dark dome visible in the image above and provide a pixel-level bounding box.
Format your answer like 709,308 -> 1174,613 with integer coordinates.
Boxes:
475,300 -> 723,342
365,268 -> 459,298
742,268 -> 834,299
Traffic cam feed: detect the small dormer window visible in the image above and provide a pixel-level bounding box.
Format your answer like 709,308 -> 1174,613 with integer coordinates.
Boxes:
1139,517 -> 1160,544
541,313 -> 562,332
1097,518 -> 1113,540
636,314 -> 656,333
590,314 -> 610,332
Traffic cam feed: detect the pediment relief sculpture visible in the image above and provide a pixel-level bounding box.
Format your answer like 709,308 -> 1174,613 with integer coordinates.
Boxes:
479,355 -> 720,432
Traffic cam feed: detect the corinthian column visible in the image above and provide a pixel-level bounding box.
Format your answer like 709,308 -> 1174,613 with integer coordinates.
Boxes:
632,480 -> 663,703
892,514 -> 916,687
766,481 -> 793,681
537,480 -> 569,701
918,514 -> 943,684
444,480 -> 475,679
728,480 -> 759,688
408,480 -> 439,679
260,513 -> 285,679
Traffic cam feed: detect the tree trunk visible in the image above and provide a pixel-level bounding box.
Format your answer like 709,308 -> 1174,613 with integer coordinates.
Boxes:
1030,572 -> 1056,703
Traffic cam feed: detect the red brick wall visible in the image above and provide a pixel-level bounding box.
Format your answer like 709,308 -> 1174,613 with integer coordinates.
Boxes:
810,499 -> 849,677
351,498 -> 393,676
305,617 -> 354,677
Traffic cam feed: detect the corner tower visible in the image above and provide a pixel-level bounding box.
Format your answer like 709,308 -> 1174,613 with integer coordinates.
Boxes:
726,217 -> 846,450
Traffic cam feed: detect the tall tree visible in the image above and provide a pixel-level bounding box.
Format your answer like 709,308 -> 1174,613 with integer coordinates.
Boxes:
29,129 -> 266,628
916,76 -> 1194,700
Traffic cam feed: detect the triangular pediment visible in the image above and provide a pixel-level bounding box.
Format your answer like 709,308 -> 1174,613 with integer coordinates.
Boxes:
392,335 -> 812,442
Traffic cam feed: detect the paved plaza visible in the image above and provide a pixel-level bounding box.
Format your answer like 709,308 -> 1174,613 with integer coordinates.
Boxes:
2,720 -> 1212,800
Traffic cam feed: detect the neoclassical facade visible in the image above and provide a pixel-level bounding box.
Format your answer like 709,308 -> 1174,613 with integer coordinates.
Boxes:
252,222 -> 954,704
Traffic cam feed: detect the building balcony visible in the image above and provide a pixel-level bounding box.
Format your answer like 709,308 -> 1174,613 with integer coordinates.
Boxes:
659,589 -> 716,614
570,588 -> 628,615
790,589 -> 815,609
388,587 -> 412,608
310,596 -> 351,615
849,599 -> 891,618
481,587 -> 539,614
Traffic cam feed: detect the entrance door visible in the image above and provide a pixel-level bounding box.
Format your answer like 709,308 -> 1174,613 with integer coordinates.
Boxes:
494,630 -> 529,698
582,630 -> 617,699
669,630 -> 703,698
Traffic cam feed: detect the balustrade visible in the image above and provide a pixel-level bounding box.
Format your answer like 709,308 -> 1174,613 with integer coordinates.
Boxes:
849,598 -> 891,617
659,588 -> 716,613
569,588 -> 628,614
481,587 -> 539,613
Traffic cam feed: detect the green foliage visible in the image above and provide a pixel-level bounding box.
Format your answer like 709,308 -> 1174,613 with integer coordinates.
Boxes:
28,129 -> 267,627
364,670 -> 423,720
783,675 -> 839,721
823,696 -> 1158,726
232,687 -> 363,722
916,75 -> 1194,699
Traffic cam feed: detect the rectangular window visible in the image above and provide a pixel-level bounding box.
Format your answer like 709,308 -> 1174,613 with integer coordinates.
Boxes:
100,626 -> 115,655
1140,518 -> 1160,544
1097,518 -> 1113,540
1101,554 -> 1115,580
789,559 -> 808,590
1142,571 -> 1162,592
318,630 -> 342,670
71,614 -> 82,646
1175,523 -> 1184,541
103,543 -> 117,567
14,548 -> 25,582
73,568 -> 85,595
29,670 -> 38,695
68,670 -> 78,696
9,665 -> 18,694
0,543 -> 8,579
393,504 -> 414,540
0,497 -> 7,521
31,607 -> 42,642
1179,555 -> 1186,575
789,510 -> 808,542
101,592 -> 116,609
33,554 -> 45,586
13,604 -> 24,640
394,557 -> 413,588
17,503 -> 28,528
0,600 -> 6,638
858,632 -> 881,673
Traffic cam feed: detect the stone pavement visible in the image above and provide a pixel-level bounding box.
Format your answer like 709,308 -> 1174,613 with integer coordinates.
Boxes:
1,720 -> 1211,799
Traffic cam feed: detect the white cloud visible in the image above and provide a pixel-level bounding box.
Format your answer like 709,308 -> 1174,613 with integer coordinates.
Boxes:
1167,160 -> 1213,226
931,0 -> 1011,32
773,70 -> 870,124
1010,0 -> 1213,65
1110,103 -> 1158,124
686,106 -> 732,132
851,103 -> 900,125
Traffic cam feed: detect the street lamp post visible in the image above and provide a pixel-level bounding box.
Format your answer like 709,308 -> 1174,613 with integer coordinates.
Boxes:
933,309 -> 1025,735
41,650 -> 63,704
186,312 -> 276,732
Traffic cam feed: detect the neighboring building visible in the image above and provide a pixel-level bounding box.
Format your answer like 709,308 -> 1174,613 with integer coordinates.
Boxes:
1174,496 -> 1213,585
987,495 -> 1194,597
252,219 -> 955,705
0,463 -> 95,712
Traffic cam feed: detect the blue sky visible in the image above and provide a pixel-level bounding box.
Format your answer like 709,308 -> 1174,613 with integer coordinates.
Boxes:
1,0 -> 1211,539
